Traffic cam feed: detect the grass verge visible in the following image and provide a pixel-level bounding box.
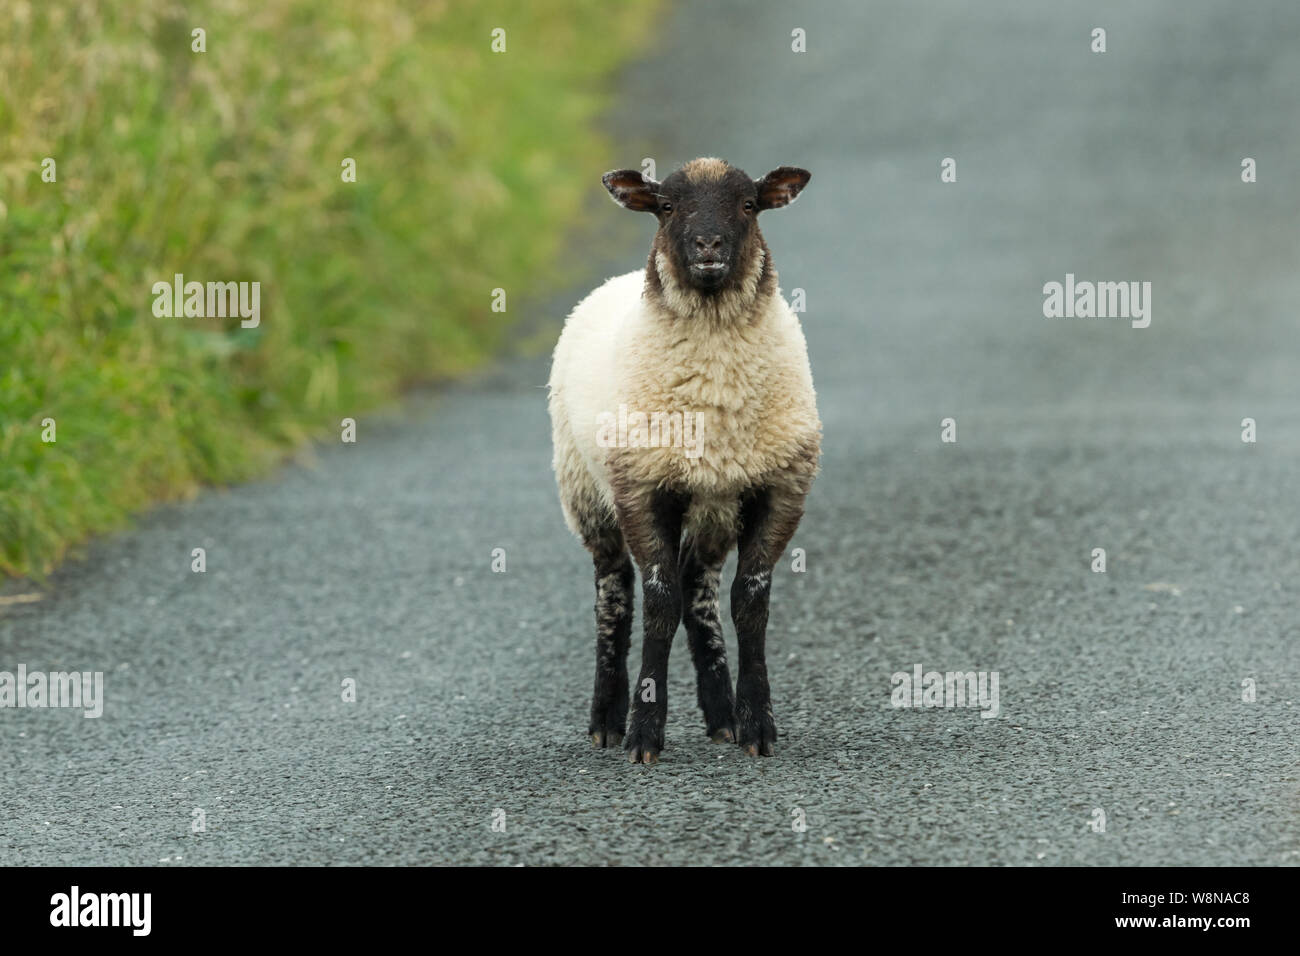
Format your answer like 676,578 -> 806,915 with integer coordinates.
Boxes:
0,0 -> 657,579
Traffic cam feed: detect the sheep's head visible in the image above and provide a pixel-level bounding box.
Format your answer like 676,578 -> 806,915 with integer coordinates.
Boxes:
602,158 -> 810,296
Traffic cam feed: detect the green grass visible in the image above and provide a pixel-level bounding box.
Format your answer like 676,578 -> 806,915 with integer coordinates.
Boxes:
0,0 -> 657,579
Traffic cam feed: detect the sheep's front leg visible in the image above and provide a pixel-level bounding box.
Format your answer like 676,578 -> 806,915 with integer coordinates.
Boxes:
732,485 -> 807,757
617,487 -> 688,764
680,532 -> 736,742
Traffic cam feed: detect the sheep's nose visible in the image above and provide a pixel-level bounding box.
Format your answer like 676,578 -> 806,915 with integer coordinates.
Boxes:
694,235 -> 723,253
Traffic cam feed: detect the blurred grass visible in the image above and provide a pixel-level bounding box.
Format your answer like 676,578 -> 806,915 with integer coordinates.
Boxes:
0,0 -> 657,579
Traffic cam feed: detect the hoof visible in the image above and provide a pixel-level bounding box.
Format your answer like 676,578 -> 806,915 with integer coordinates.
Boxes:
710,728 -> 735,743
624,718 -> 663,764
628,747 -> 659,765
590,730 -> 624,749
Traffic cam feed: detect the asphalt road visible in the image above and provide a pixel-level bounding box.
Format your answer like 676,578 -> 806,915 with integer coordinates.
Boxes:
2,0 -> 1298,866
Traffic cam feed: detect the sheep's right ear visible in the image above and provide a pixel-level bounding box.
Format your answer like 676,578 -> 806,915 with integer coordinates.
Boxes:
602,169 -> 660,212
755,166 -> 811,210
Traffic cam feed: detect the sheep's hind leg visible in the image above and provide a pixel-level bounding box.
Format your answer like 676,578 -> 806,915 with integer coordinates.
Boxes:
680,533 -> 736,742
732,485 -> 807,757
583,518 -> 635,749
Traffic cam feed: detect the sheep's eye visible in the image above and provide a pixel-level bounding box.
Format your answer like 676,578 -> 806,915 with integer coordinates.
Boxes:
660,201 -> 673,214
743,199 -> 756,212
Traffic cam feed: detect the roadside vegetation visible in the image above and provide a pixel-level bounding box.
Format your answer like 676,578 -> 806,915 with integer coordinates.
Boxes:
0,0 -> 656,578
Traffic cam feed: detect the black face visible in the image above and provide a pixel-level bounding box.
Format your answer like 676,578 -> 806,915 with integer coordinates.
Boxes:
602,160 -> 812,295
653,167 -> 759,292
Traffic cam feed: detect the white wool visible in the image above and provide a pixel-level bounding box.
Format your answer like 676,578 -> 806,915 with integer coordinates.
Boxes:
548,267 -> 821,537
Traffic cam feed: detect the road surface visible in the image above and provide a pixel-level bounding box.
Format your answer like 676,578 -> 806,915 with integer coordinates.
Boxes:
2,0 -> 1297,865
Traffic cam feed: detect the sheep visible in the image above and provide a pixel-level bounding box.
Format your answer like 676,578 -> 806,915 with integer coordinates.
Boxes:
547,157 -> 821,763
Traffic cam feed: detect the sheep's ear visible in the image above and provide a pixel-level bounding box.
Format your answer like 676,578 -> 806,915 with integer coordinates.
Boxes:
602,169 -> 660,212
755,166 -> 811,210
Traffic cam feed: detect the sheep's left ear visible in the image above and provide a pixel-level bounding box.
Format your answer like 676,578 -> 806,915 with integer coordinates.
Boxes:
755,166 -> 811,210
602,169 -> 660,212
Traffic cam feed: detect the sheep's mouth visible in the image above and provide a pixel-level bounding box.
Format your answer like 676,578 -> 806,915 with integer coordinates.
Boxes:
689,261 -> 729,282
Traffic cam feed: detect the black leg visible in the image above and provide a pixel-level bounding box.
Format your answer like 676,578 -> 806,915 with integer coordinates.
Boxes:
582,520 -> 634,748
680,532 -> 736,741
617,487 -> 688,764
732,486 -> 806,757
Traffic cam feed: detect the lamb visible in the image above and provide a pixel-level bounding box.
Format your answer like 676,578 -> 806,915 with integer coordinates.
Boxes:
547,157 -> 821,763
